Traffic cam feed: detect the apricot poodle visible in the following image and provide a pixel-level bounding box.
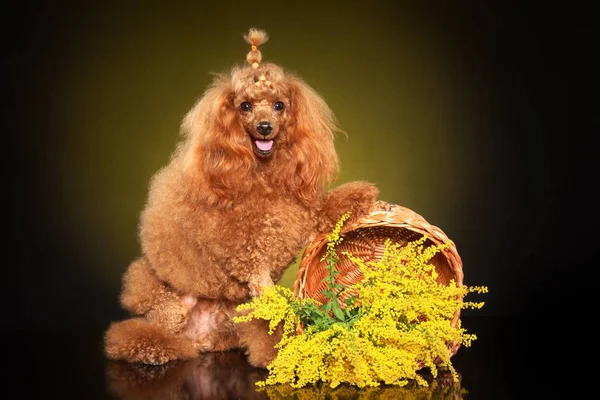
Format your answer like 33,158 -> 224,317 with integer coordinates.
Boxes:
104,28 -> 379,368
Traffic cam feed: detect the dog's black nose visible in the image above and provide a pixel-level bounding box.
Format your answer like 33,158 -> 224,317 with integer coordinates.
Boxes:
256,121 -> 273,136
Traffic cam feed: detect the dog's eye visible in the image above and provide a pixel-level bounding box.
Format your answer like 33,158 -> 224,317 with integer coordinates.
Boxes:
273,101 -> 285,111
240,102 -> 252,112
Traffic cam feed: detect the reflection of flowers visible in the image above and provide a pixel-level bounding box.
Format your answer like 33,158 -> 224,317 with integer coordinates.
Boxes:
105,351 -> 269,400
235,212 -> 488,388
262,370 -> 466,400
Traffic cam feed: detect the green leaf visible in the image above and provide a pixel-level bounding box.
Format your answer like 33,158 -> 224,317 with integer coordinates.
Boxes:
333,306 -> 345,321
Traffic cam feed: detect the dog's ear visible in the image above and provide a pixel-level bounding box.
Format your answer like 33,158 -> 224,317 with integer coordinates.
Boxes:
280,78 -> 340,203
181,77 -> 254,203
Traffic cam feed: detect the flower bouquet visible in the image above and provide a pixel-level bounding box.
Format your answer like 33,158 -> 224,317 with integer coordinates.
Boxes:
234,210 -> 488,389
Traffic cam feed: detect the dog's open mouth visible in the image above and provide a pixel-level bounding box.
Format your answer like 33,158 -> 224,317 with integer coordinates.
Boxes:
254,139 -> 274,157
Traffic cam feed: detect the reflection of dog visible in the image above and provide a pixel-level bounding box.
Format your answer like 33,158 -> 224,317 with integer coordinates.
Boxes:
104,28 -> 379,367
106,351 -> 269,400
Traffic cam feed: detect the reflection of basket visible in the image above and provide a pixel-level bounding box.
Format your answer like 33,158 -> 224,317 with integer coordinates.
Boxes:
293,200 -> 465,358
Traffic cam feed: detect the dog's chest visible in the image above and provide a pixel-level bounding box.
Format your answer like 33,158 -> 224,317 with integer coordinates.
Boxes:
236,200 -> 310,237
209,198 -> 314,257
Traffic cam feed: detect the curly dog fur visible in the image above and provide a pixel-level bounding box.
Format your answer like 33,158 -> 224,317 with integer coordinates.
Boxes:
104,28 -> 379,368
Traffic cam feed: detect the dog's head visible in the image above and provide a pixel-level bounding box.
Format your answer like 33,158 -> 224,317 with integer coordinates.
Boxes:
181,28 -> 341,205
230,62 -> 290,160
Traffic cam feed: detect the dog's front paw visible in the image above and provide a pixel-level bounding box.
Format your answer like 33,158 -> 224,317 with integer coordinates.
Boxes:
248,273 -> 274,297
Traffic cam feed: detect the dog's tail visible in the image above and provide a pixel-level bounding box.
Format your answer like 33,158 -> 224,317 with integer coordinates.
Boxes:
243,28 -> 268,69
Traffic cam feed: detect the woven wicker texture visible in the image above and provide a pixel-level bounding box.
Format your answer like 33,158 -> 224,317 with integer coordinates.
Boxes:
293,200 -> 465,357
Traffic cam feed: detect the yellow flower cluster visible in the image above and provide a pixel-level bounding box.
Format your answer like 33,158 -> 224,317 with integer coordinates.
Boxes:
234,214 -> 488,389
324,211 -> 350,260
235,285 -> 299,337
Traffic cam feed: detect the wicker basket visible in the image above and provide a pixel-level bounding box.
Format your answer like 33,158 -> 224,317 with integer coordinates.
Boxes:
293,200 -> 465,358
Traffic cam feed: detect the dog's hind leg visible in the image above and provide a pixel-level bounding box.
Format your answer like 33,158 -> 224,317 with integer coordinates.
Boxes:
104,317 -> 198,365
119,257 -> 197,334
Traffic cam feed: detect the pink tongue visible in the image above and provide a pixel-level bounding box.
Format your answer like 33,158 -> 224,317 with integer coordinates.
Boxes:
255,140 -> 273,151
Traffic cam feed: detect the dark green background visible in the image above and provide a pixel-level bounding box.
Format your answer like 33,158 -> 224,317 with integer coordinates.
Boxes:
10,1 -> 595,332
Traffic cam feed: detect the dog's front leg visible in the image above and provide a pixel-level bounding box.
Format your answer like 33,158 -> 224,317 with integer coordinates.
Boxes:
221,257 -> 274,298
247,270 -> 274,297
317,180 -> 380,233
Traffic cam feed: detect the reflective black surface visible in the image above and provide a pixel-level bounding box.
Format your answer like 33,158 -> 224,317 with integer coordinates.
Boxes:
9,316 -> 569,399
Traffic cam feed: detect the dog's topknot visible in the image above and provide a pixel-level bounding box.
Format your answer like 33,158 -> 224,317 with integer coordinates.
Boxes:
243,28 -> 268,46
243,28 -> 269,69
